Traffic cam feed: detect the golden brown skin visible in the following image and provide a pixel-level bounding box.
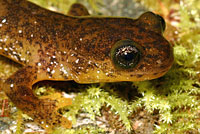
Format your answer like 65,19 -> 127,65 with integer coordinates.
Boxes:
0,0 -> 173,129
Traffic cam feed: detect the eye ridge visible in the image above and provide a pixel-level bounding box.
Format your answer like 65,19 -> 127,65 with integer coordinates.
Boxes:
111,39 -> 142,69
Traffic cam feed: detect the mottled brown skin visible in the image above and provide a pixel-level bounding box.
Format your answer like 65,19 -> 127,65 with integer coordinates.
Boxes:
67,3 -> 90,16
0,0 -> 173,130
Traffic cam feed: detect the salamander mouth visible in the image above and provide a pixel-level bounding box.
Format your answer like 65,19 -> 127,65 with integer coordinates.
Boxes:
141,65 -> 173,81
129,62 -> 174,81
145,55 -> 174,80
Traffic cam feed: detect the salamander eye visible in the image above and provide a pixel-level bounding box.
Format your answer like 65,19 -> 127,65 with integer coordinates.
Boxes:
111,39 -> 142,69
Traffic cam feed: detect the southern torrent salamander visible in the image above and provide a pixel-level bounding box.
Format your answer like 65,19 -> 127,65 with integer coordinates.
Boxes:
0,0 -> 173,129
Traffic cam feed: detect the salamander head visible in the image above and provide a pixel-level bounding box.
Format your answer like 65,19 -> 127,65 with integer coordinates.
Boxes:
68,12 -> 174,83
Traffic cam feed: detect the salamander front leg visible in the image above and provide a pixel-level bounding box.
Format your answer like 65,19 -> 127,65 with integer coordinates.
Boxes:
2,66 -> 72,129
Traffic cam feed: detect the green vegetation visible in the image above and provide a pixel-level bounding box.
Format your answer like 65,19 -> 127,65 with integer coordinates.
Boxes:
53,125 -> 105,134
28,0 -> 103,14
28,0 -> 76,14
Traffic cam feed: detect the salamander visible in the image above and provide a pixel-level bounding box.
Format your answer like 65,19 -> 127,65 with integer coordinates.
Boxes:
0,0 -> 173,129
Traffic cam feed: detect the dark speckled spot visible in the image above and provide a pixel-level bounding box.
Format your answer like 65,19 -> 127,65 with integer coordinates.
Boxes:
138,64 -> 144,70
136,74 -> 143,78
146,54 -> 153,58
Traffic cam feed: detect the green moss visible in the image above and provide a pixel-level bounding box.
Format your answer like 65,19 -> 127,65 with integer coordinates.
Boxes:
63,86 -> 131,131
53,125 -> 105,134
28,0 -> 76,13
28,0 -> 103,14
81,0 -> 103,13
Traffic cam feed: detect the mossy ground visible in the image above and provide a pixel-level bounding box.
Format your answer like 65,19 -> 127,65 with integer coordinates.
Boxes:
0,0 -> 200,133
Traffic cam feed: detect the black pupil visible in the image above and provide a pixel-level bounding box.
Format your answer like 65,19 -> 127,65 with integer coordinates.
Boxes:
124,52 -> 134,61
